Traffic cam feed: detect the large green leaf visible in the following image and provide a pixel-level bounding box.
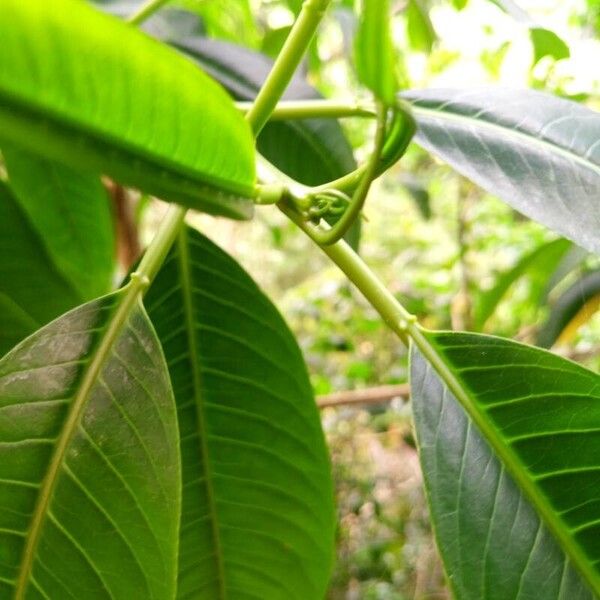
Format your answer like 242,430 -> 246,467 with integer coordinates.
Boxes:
411,342 -> 593,599
0,180 -> 82,356
3,147 -> 115,300
474,238 -> 572,330
402,88 -> 600,254
410,330 -> 600,596
172,37 -> 357,187
0,0 -> 255,219
0,287 -> 180,598
144,226 -> 335,599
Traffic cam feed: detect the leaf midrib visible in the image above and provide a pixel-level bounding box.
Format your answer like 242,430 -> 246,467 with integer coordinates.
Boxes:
14,284 -> 141,599
408,103 -> 600,178
176,229 -> 227,600
411,328 -> 600,596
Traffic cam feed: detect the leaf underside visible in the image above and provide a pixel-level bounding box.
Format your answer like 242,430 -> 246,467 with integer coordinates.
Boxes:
144,226 -> 335,600
411,331 -> 600,597
0,0 -> 256,219
403,88 -> 600,254
0,291 -> 180,599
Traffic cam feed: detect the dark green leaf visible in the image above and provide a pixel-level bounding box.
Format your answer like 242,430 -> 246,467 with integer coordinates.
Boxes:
3,147 -> 115,300
0,0 -> 255,219
411,330 -> 600,595
0,288 -> 180,598
406,0 -> 436,53
0,180 -> 82,356
411,341 -> 593,599
474,238 -> 572,330
538,269 -> 600,347
403,88 -> 600,254
144,226 -> 336,599
354,0 -> 398,104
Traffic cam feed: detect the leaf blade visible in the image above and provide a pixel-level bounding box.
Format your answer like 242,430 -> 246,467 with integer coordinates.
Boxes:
410,344 -> 594,599
403,88 -> 600,254
0,180 -> 82,356
0,289 -> 181,598
3,146 -> 115,300
145,226 -> 335,599
0,0 -> 255,219
411,330 -> 600,595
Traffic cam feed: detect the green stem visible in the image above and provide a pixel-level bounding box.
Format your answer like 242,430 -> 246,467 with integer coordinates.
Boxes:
301,102 -> 387,245
236,99 -> 376,120
126,0 -> 171,25
133,204 -> 187,289
245,0 -> 332,135
280,206 -> 414,345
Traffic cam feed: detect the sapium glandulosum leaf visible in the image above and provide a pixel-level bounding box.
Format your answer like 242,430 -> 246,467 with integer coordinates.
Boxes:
0,0 -> 256,219
144,226 -> 336,599
403,88 -> 600,254
0,286 -> 181,598
411,330 -> 600,597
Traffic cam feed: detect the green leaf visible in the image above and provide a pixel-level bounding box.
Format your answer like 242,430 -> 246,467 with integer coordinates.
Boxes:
144,226 -> 335,599
0,287 -> 181,598
530,27 -> 570,64
406,0 -> 436,53
538,268 -> 600,348
411,341 -> 593,599
3,146 -> 115,300
403,88 -> 600,254
410,330 -> 600,596
0,0 -> 255,219
474,238 -> 572,330
354,0 -> 398,104
0,180 -> 82,356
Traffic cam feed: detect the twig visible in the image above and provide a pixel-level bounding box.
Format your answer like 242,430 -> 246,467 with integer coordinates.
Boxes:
317,383 -> 410,408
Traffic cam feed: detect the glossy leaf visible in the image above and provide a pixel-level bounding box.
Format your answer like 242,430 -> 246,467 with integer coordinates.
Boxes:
411,342 -> 593,599
144,226 -> 335,599
0,181 -> 82,356
354,0 -> 398,104
0,0 -> 255,219
538,269 -> 600,348
474,238 -> 572,330
403,88 -> 600,254
3,146 -> 115,300
411,330 -> 600,596
0,287 -> 181,598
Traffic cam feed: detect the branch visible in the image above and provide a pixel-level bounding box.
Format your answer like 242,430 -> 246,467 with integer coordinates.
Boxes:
317,383 -> 410,408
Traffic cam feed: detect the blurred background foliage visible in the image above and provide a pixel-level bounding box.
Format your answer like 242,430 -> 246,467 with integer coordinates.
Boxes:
98,0 -> 600,596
